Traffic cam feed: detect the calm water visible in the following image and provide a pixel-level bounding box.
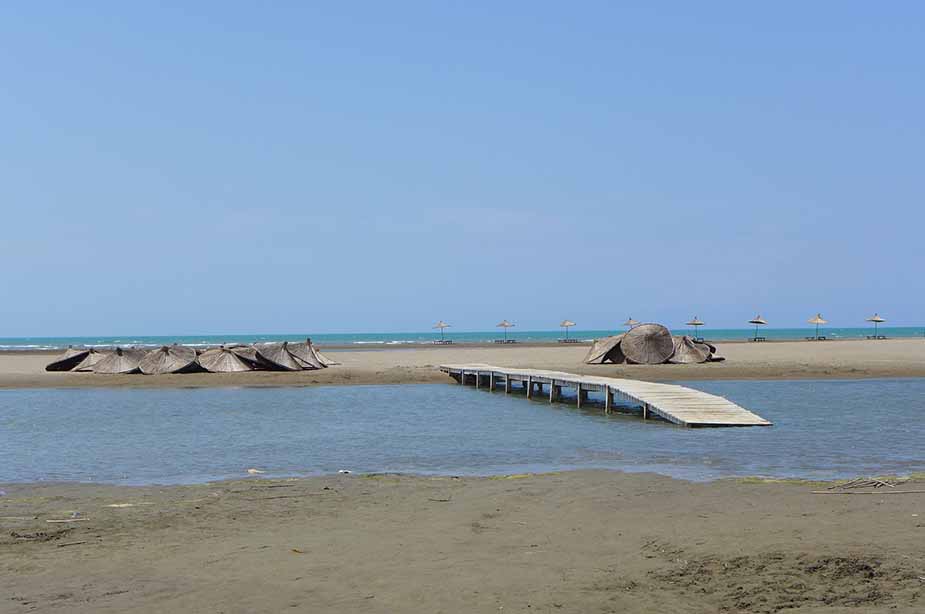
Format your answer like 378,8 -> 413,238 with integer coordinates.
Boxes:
1,380 -> 923,485
1,327 -> 923,350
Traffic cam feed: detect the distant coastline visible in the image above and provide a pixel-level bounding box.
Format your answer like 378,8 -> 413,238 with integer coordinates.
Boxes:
1,327 -> 923,351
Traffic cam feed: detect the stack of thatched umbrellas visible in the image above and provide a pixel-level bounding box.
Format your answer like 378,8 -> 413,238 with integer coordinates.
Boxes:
45,339 -> 338,375
585,323 -> 722,365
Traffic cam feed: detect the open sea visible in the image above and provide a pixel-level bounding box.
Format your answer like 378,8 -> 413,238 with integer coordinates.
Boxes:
1,379 -> 923,485
1,327 -> 923,350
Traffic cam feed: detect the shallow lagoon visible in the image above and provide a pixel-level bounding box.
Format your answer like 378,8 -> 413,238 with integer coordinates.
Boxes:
1,379 -> 923,484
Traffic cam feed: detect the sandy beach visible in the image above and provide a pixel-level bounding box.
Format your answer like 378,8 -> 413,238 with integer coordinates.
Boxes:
2,338 -> 924,389
2,471 -> 923,613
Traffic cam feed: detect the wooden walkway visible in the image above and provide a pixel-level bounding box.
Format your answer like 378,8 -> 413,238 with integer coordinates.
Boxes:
439,364 -> 771,428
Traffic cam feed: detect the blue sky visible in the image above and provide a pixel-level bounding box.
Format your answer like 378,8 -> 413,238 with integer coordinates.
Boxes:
2,2 -> 923,335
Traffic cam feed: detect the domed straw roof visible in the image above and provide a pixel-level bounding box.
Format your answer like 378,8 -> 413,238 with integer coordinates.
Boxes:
584,334 -> 624,364
669,336 -> 710,364
748,315 -> 768,325
496,320 -> 514,328
623,317 -> 640,327
139,345 -> 199,375
560,320 -> 576,328
255,342 -> 303,371
686,317 -> 705,327
866,314 -> 886,323
288,338 -> 325,369
621,323 -> 675,365
92,347 -> 145,374
199,346 -> 256,373
45,346 -> 90,372
433,321 -> 450,330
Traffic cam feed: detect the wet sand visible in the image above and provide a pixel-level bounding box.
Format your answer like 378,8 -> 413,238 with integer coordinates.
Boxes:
2,338 -> 924,388
2,471 -> 923,613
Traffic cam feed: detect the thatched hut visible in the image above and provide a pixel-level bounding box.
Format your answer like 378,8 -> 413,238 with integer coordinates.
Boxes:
621,323 -> 675,365
139,345 -> 200,375
45,346 -> 90,372
584,334 -> 625,364
255,342 -> 303,371
199,346 -> 256,373
92,347 -> 145,374
288,338 -> 326,369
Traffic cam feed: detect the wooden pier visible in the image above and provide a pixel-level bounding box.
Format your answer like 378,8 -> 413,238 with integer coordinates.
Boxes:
439,364 -> 771,428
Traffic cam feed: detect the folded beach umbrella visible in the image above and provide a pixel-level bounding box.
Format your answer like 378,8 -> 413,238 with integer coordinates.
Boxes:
559,319 -> 576,340
496,320 -> 515,341
255,341 -> 303,371
138,345 -> 200,375
583,334 -> 625,364
199,346 -> 256,373
621,323 -> 675,364
92,347 -> 145,374
623,317 -> 640,329
807,313 -> 828,339
685,317 -> 705,337
73,348 -> 106,372
288,338 -> 325,369
313,347 -> 339,366
748,314 -> 767,339
866,313 -> 886,337
433,320 -> 451,341
45,346 -> 90,371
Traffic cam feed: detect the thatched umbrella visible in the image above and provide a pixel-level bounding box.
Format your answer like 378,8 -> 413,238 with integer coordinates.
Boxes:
748,314 -> 767,340
139,345 -> 199,375
73,348 -> 106,372
288,338 -> 325,369
686,317 -> 705,339
623,317 -> 640,329
560,320 -> 576,340
583,334 -> 625,364
45,346 -> 90,372
314,347 -> 339,366
866,314 -> 886,338
433,321 -> 451,342
621,323 -> 675,364
255,342 -> 303,371
669,336 -> 710,364
496,320 -> 515,341
92,347 -> 145,374
807,313 -> 827,339
199,346 -> 256,373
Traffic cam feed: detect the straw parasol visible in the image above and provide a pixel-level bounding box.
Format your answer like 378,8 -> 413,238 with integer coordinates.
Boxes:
560,319 -> 576,340
686,317 -> 705,339
45,346 -> 90,372
199,346 -> 256,373
496,320 -> 515,341
669,336 -> 711,364
807,313 -> 828,339
866,313 -> 886,338
583,334 -> 625,364
623,317 -> 640,329
621,323 -> 675,364
433,320 -> 451,341
748,314 -> 767,340
92,347 -> 145,374
138,345 -> 199,375
255,342 -> 303,371
288,338 -> 325,369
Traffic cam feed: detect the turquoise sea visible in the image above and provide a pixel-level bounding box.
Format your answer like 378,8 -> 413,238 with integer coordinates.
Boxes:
1,327 -> 922,350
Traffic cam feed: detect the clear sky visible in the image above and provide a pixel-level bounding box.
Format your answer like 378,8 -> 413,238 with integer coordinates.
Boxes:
2,2 -> 923,335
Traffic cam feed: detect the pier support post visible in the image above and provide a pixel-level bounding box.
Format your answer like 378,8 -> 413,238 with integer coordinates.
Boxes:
642,403 -> 649,420
576,383 -> 583,409
605,389 -> 612,413
549,383 -> 555,403
489,372 -> 495,391
526,377 -> 533,399
475,372 -> 480,389
505,378 -> 511,394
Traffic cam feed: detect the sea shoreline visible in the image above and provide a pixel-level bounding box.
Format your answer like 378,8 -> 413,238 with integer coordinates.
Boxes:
3,337 -> 925,388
